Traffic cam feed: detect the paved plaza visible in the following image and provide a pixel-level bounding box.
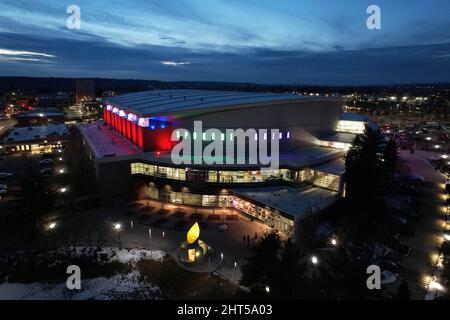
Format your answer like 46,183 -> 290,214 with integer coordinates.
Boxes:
54,199 -> 272,284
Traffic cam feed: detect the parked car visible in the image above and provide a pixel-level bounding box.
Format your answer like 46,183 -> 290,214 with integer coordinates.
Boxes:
40,168 -> 53,176
0,184 -> 7,190
39,159 -> 53,165
0,189 -> 6,195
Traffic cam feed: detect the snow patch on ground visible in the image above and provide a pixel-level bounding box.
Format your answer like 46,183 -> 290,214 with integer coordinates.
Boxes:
0,247 -> 166,300
109,248 -> 165,264
0,271 -> 160,300
70,247 -> 166,264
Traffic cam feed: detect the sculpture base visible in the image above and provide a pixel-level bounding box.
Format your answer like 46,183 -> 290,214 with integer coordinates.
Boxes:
178,239 -> 209,265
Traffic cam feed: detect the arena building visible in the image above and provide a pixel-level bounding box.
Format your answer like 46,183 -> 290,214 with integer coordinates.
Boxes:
79,89 -> 358,237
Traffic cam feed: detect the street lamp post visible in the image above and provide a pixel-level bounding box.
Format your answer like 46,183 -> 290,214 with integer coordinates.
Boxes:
233,261 -> 237,289
435,145 -> 440,159
130,220 -> 134,245
148,228 -> 152,258
219,253 -> 224,286
208,245 -> 211,279
114,223 -> 122,250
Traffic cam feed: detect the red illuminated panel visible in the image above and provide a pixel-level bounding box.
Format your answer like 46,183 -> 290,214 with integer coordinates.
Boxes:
104,109 -> 109,124
107,110 -> 112,125
127,120 -> 132,140
137,125 -> 144,149
141,124 -> 173,152
119,117 -> 124,136
113,113 -> 118,130
131,122 -> 137,145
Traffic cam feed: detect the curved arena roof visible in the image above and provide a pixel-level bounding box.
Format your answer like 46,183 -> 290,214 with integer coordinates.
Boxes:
104,89 -> 331,118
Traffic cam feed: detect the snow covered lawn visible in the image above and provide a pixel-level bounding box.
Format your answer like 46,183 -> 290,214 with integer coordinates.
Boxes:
0,247 -> 165,300
0,271 -> 160,300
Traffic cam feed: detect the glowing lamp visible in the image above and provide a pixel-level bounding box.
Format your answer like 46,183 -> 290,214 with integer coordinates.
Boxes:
106,105 -> 113,111
119,110 -> 126,117
187,222 -> 200,244
178,222 -> 209,264
112,107 -> 119,114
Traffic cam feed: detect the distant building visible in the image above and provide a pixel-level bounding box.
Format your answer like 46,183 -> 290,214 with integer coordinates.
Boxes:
75,79 -> 95,102
15,108 -> 65,126
36,92 -> 72,109
2,123 -> 69,154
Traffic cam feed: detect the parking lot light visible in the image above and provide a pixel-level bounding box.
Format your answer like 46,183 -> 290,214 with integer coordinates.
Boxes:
429,279 -> 444,291
311,255 -> 319,265
59,187 -> 67,193
48,222 -> 56,230
113,223 -> 122,231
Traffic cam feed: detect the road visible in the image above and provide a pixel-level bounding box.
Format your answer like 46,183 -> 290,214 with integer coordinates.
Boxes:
397,149 -> 447,299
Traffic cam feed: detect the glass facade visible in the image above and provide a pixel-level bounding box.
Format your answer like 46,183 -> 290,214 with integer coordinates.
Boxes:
131,162 -> 319,185
146,185 -> 295,235
313,171 -> 340,191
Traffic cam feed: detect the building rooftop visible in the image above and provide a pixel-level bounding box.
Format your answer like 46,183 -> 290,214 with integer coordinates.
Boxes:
312,157 -> 345,175
137,144 -> 344,170
105,89 -> 333,118
322,132 -> 357,144
17,110 -> 64,118
233,186 -> 339,218
4,124 -> 68,143
341,112 -> 370,122
78,122 -> 142,158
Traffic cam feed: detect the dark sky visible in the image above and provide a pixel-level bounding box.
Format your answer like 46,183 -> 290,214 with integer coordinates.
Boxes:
0,0 -> 449,85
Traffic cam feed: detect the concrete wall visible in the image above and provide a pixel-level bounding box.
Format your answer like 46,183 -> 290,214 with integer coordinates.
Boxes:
172,99 -> 342,149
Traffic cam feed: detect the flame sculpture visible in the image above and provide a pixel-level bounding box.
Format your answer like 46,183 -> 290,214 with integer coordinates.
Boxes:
187,222 -> 200,244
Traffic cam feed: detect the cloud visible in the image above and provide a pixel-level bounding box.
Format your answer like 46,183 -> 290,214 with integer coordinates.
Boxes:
161,61 -> 191,66
0,48 -> 55,58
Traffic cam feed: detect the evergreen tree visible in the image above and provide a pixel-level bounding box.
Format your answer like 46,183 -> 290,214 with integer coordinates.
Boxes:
345,125 -> 386,206
240,231 -> 281,290
383,138 -> 399,184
